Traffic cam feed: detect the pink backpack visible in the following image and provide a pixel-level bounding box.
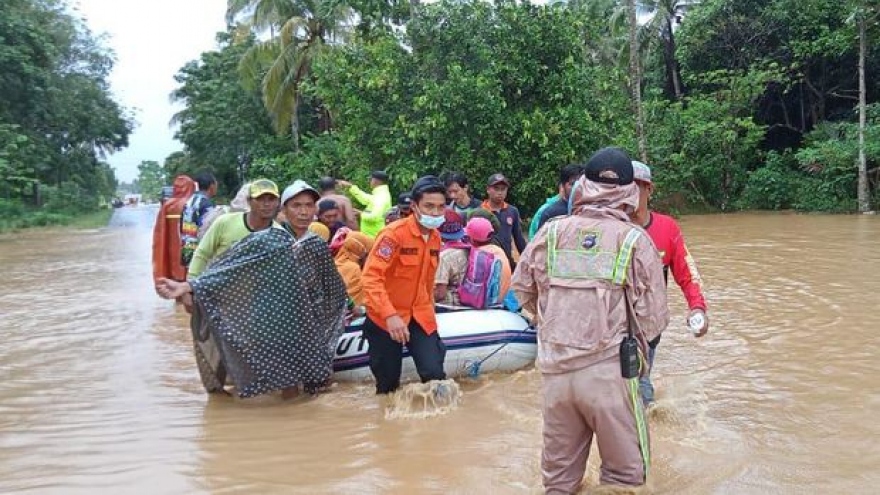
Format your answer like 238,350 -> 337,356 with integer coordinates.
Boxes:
458,247 -> 503,309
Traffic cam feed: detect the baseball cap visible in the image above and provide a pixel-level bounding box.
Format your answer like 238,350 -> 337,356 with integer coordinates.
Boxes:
411,175 -> 445,200
487,173 -> 510,187
397,192 -> 413,209
248,179 -> 280,199
466,217 -> 494,243
371,170 -> 389,182
438,209 -> 465,241
632,161 -> 652,184
584,147 -> 634,185
280,180 -> 320,205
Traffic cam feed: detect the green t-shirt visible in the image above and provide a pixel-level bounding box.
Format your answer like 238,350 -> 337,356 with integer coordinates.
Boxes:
188,212 -> 278,278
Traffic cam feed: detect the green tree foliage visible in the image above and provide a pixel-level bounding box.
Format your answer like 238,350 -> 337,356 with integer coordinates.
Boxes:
646,68 -> 775,210
0,0 -> 132,216
169,0 -> 880,213
136,160 -> 166,202
170,31 -> 292,194
229,0 -> 354,148
306,1 -> 635,211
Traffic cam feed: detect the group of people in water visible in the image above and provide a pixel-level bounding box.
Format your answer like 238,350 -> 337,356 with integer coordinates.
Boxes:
150,146 -> 709,493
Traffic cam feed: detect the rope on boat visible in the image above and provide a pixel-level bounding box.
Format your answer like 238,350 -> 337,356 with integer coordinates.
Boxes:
463,324 -> 535,378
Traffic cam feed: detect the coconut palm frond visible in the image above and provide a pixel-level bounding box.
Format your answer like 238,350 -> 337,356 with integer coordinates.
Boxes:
262,40 -> 301,134
238,40 -> 281,91
226,0 -> 253,24
169,108 -> 188,127
230,0 -> 353,141
279,16 -> 311,45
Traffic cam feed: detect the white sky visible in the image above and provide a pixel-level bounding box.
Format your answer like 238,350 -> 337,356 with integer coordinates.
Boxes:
75,0 -> 227,182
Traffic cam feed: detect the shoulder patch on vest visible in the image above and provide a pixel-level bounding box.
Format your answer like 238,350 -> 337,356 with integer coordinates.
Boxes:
376,237 -> 396,261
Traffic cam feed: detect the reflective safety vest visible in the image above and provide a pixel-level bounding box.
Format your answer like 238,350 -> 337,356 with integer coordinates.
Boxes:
546,222 -> 642,287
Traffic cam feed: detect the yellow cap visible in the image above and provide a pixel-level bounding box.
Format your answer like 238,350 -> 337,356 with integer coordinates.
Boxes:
248,179 -> 280,199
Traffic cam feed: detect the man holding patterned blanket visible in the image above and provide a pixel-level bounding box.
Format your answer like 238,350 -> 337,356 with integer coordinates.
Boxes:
156,198 -> 347,399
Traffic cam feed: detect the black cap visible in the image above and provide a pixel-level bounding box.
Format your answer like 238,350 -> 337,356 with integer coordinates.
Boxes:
371,170 -> 389,182
397,192 -> 412,208
487,173 -> 510,187
584,147 -> 634,185
411,175 -> 445,200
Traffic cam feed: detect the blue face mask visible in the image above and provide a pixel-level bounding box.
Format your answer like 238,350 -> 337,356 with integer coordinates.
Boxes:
417,212 -> 445,230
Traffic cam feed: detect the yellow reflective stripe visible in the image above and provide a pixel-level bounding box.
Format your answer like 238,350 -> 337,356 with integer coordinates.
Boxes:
546,222 -> 559,276
612,229 -> 642,285
627,377 -> 651,479
166,214 -> 181,219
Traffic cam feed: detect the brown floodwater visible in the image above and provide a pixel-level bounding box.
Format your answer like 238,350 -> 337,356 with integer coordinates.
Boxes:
1,207 -> 878,494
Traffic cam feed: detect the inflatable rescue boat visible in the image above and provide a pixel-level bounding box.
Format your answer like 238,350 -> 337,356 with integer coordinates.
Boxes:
333,308 -> 537,382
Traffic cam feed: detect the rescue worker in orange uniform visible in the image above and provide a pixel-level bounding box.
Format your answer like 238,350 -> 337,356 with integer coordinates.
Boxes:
152,175 -> 195,289
360,176 -> 449,394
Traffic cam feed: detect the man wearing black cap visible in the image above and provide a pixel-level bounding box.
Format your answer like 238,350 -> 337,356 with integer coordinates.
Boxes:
512,147 -> 669,492
384,192 -> 413,225
338,171 -> 393,238
481,173 -> 527,266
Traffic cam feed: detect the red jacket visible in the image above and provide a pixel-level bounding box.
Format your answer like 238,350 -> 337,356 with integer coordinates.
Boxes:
644,212 -> 706,311
152,175 -> 195,283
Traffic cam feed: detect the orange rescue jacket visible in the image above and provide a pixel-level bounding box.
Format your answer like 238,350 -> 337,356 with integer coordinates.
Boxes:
362,215 -> 441,334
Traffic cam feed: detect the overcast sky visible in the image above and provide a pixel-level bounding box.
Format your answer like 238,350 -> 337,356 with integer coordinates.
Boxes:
75,0 -> 227,182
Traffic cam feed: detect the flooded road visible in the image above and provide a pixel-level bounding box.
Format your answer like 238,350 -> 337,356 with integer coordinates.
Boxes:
1,208 -> 878,494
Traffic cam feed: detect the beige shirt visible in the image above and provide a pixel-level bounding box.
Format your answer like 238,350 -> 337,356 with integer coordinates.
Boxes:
435,248 -> 469,305
512,210 -> 669,374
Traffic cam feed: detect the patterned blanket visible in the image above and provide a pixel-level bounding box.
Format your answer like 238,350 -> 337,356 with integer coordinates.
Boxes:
190,228 -> 347,398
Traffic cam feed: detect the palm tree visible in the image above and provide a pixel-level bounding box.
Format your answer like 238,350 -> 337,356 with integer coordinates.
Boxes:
638,0 -> 692,100
228,0 -> 353,149
626,0 -> 648,162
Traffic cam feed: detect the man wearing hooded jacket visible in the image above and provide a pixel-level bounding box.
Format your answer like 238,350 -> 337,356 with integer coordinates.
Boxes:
152,175 -> 195,288
513,147 -> 669,493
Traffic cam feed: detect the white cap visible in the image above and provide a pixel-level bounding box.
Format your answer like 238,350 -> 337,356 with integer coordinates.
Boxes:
632,161 -> 652,184
280,180 -> 320,206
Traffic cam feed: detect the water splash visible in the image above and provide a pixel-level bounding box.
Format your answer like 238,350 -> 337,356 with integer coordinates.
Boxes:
384,379 -> 462,420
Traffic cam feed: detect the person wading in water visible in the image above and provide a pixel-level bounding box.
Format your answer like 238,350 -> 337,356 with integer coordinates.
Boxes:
630,161 -> 709,408
360,176 -> 449,394
513,148 -> 670,493
156,179 -> 347,400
